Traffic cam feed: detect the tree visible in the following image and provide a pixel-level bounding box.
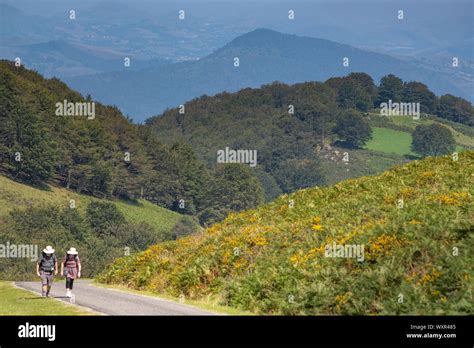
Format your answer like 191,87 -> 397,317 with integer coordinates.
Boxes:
333,110 -> 372,148
403,81 -> 438,114
411,124 -> 456,157
86,201 -> 126,235
347,72 -> 378,99
274,159 -> 325,193
89,161 -> 113,197
437,94 -> 474,126
198,164 -> 264,225
170,216 -> 200,240
0,70 -> 16,165
326,74 -> 375,112
169,142 -> 210,215
7,102 -> 56,183
336,79 -> 372,111
376,74 -> 404,106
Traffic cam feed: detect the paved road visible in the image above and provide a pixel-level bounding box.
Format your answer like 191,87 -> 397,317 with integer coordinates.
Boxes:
15,279 -> 214,315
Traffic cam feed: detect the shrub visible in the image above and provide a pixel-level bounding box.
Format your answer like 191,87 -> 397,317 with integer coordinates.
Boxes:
411,124 -> 456,157
86,201 -> 126,235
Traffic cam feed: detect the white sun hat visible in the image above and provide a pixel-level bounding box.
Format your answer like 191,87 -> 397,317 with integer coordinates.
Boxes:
43,246 -> 55,254
67,247 -> 78,255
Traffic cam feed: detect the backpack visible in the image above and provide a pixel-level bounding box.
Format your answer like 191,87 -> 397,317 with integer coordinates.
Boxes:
39,253 -> 56,272
65,254 -> 78,263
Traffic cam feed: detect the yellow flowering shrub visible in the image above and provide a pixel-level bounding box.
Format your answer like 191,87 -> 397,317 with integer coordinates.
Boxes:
434,192 -> 470,206
98,151 -> 474,315
366,234 -> 406,260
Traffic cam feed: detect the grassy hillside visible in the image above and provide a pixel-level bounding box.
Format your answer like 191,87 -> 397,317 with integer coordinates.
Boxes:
99,152 -> 474,315
366,114 -> 474,157
365,127 -> 415,156
0,175 -> 198,280
318,147 -> 407,186
0,175 -> 182,236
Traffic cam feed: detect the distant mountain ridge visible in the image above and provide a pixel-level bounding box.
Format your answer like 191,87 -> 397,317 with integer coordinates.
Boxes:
66,29 -> 473,121
1,38 -> 172,78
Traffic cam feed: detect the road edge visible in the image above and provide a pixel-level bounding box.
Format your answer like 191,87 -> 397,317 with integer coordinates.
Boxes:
14,281 -> 104,316
90,281 -> 221,315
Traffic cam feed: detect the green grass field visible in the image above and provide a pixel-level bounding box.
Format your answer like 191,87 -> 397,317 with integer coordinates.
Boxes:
367,114 -> 473,156
0,281 -> 94,315
0,175 -> 183,235
365,127 -> 415,156
389,117 -> 474,149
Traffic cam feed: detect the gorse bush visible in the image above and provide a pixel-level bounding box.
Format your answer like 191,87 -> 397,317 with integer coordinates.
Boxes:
98,152 -> 474,315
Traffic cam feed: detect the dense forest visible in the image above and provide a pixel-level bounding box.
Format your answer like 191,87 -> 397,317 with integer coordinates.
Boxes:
0,60 -> 261,225
1,60 -> 473,225
148,72 -> 474,204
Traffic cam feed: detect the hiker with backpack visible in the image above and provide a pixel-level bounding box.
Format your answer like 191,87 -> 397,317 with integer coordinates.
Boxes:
61,247 -> 81,298
36,246 -> 58,297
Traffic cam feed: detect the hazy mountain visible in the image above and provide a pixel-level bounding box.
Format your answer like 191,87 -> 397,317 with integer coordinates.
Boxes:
67,29 -> 473,121
0,1 -> 239,64
2,1 -> 472,94
1,39 -> 171,78
0,3 -> 53,41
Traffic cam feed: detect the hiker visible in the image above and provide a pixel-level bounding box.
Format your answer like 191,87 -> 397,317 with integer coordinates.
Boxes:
36,246 -> 58,297
61,247 -> 81,298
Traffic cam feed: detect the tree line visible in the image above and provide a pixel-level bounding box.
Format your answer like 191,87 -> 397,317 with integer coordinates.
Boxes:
148,72 -> 473,201
1,60 -> 472,225
0,61 -> 261,225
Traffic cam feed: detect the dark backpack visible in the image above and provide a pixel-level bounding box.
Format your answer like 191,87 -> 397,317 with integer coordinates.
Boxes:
39,253 -> 56,272
65,254 -> 78,263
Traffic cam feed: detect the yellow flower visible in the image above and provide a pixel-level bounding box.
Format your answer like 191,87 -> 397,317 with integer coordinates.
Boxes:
308,246 -> 325,255
289,252 -> 309,267
234,259 -> 246,269
310,217 -> 324,231
312,224 -> 324,231
409,219 -> 422,225
435,192 -> 470,206
253,236 -> 267,246
206,226 -> 220,235
399,187 -> 416,198
289,254 -> 299,265
221,251 -> 232,265
419,269 -> 441,286
335,292 -> 352,312
366,234 -> 405,260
